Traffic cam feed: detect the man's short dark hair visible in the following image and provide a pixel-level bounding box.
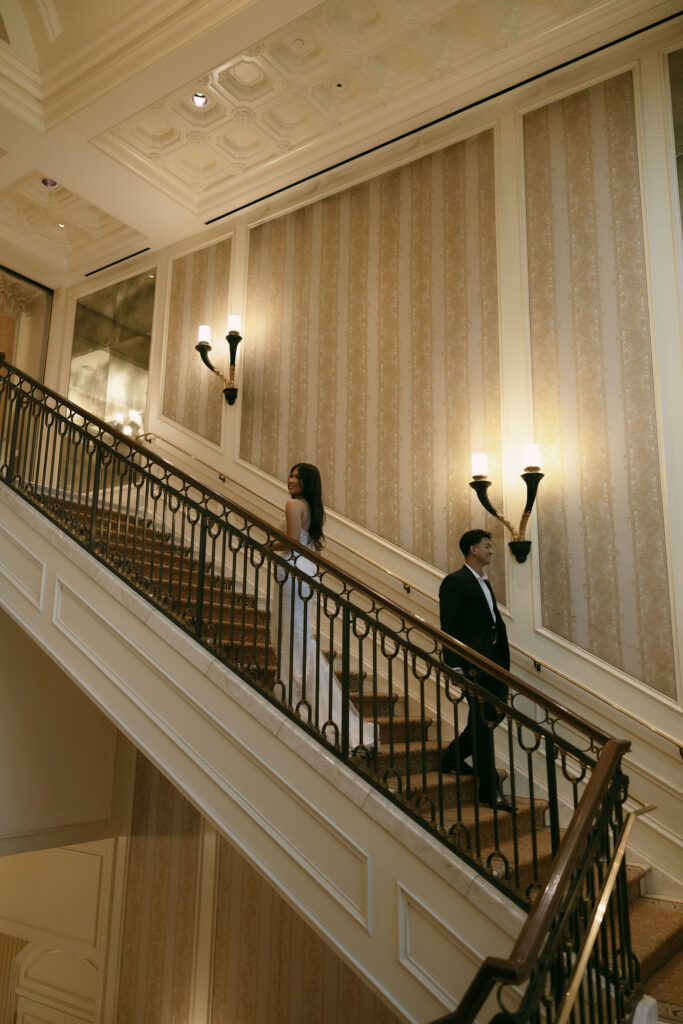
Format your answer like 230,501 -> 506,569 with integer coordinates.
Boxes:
459,529 -> 492,557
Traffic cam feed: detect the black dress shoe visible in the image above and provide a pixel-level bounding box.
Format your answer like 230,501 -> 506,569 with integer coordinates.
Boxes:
479,790 -> 512,812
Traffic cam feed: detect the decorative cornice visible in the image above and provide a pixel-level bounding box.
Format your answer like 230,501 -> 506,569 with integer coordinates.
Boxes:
39,0 -> 257,127
0,45 -> 44,130
34,0 -> 63,45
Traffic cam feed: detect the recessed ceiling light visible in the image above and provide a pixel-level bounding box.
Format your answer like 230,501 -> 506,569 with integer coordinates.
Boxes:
191,92 -> 208,107
41,177 -> 59,188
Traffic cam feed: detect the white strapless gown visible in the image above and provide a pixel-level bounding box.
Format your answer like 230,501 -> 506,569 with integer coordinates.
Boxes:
277,529 -> 377,751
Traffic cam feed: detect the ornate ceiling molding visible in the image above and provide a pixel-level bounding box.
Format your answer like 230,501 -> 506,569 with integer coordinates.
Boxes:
0,47 -> 44,130
92,0 -> 680,219
39,0 -> 261,128
0,171 -> 147,276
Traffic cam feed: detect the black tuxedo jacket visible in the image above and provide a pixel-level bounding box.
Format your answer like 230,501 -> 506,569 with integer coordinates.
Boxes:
439,565 -> 509,694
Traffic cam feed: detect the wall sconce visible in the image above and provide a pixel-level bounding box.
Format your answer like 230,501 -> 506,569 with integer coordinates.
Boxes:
469,445 -> 544,563
195,316 -> 243,405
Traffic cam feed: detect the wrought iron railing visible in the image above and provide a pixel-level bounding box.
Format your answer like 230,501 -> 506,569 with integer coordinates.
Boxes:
0,358 -> 633,937
429,740 -> 644,1024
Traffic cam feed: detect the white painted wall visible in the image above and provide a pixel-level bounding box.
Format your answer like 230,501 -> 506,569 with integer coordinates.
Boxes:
0,607 -> 135,855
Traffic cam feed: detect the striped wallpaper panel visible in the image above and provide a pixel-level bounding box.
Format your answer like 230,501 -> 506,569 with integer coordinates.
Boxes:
162,237 -> 233,445
524,71 -> 675,695
116,755 -> 402,1023
240,129 -> 506,592
210,835 -> 401,1024
116,755 -> 201,1022
0,932 -> 27,1021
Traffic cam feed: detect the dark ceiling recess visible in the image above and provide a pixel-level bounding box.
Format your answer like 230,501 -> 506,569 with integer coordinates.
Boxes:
205,10 -> 683,226
85,249 -> 151,277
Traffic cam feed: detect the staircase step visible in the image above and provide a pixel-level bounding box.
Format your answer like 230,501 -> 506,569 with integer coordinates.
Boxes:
375,740 -> 445,774
438,797 -> 548,849
630,899 -> 683,983
643,946 -> 683,1019
374,715 -> 430,744
354,691 -> 400,716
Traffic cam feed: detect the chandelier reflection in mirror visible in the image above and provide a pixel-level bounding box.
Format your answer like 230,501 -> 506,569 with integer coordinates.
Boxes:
195,316 -> 243,405
469,445 -> 544,563
68,269 -> 154,434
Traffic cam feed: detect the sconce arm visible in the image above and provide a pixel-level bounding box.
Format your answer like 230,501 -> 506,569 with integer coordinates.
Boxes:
195,341 -> 230,388
226,331 -> 242,370
516,471 -> 544,541
469,479 -> 516,537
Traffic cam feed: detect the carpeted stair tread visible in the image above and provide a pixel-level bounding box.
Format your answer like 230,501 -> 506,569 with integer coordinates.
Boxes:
629,899 -> 683,983
438,796 -> 548,848
643,946 -> 683,1019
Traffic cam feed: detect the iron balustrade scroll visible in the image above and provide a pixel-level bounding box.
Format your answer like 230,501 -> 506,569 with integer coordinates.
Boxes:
429,740 -> 642,1024
0,358 -> 632,923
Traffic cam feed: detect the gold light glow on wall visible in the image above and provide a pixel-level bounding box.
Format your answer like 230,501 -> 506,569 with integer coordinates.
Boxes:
469,446 -> 544,562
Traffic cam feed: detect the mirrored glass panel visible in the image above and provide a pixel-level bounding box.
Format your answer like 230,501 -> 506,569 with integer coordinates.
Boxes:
68,270 -> 155,434
669,49 -> 683,226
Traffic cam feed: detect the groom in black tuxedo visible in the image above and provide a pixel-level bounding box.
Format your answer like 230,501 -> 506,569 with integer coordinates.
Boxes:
439,529 -> 511,811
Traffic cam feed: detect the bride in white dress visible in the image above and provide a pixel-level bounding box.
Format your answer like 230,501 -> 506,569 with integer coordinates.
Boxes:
272,463 -> 377,752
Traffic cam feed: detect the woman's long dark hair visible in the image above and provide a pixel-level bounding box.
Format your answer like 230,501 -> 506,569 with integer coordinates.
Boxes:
291,462 -> 325,550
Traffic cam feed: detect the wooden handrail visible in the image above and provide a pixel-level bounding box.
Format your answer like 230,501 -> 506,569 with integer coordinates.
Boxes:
428,738 -> 632,1024
555,803 -> 653,1024
0,360 -> 612,752
143,433 -> 683,755
140,434 -> 611,748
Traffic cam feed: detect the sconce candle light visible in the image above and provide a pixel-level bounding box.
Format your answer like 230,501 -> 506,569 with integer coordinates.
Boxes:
195,317 -> 243,405
469,446 -> 544,563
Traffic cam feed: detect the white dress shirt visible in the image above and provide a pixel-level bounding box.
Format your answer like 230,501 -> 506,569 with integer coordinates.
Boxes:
465,563 -> 496,622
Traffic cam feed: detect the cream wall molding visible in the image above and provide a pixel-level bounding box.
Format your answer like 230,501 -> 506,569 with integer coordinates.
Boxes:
639,44 -> 683,705
189,823 -> 220,1024
0,521 -> 45,610
396,881 -> 484,1013
34,0 -> 62,45
53,577 -> 375,934
0,840 -> 115,961
530,624 -> 683,726
0,47 -> 44,131
95,834 -> 132,1024
12,945 -> 97,1022
0,482 -> 524,1024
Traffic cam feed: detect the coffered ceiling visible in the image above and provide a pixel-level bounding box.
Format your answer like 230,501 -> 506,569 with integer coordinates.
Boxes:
0,0 -> 679,288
